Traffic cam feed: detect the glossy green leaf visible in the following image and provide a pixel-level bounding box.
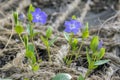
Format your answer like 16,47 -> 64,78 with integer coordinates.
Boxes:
94,60 -> 110,66
82,22 -> 89,39
46,27 -> 52,38
13,12 -> 18,25
90,36 -> 99,52
64,32 -> 70,41
78,74 -> 85,80
15,25 -> 24,34
52,73 -> 72,80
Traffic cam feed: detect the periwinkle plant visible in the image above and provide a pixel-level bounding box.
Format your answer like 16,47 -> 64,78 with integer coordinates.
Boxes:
13,4 -> 109,79
13,4 -> 48,71
63,18 -> 82,66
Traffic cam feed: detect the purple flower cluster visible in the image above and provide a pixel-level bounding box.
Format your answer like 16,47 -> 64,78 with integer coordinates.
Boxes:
32,8 -> 47,25
64,19 -> 82,34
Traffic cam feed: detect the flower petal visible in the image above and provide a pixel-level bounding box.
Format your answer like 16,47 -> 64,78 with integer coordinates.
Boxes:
71,28 -> 79,34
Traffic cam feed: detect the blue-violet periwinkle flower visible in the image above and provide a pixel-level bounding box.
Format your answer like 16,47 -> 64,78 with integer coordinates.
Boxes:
64,19 -> 82,34
98,40 -> 103,50
32,8 -> 47,25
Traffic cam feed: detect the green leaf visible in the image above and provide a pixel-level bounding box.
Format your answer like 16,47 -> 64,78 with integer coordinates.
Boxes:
27,24 -> 34,38
28,4 -> 35,12
27,13 -> 33,22
72,15 -> 77,19
28,43 -> 34,52
78,74 -> 85,80
23,35 -> 28,49
90,36 -> 99,52
32,64 -> 39,71
46,27 -> 52,38
15,25 -> 24,34
94,60 -> 110,66
40,36 -> 48,47
13,12 -> 18,25
86,48 -> 91,65
71,38 -> 78,50
98,48 -> 105,60
82,22 -> 89,39
26,44 -> 36,64
64,32 -> 70,41
27,4 -> 34,21
52,73 -> 72,80
24,78 -> 29,80
49,36 -> 57,46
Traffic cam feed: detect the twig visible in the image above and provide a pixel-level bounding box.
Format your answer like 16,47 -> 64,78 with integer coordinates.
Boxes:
78,0 -> 91,23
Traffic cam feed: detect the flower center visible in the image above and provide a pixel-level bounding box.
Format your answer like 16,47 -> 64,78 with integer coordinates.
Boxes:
70,24 -> 76,29
36,14 -> 41,20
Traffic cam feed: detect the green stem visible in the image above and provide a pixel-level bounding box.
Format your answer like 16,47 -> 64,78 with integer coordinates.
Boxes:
47,46 -> 51,62
85,69 -> 92,79
76,40 -> 84,60
19,34 -> 25,46
31,38 -> 39,61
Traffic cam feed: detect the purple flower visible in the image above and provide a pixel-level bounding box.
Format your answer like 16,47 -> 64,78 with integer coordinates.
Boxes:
98,40 -> 103,50
64,19 -> 82,34
32,8 -> 47,25
19,13 -> 25,21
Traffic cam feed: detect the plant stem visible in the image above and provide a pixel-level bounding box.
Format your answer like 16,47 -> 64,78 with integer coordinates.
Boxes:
76,39 -> 84,60
31,38 -> 39,61
47,46 -> 51,62
85,69 -> 92,79
19,34 -> 25,46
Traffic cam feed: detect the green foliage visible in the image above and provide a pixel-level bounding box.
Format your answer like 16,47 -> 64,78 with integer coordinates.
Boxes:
15,25 -> 24,34
49,36 -> 57,46
72,15 -> 77,20
31,64 -> 39,71
23,35 -> 28,49
94,60 -> 110,66
27,24 -> 34,38
64,33 -> 79,67
78,74 -> 85,80
64,32 -> 70,41
90,36 -> 99,52
40,27 -> 57,61
85,36 -> 109,78
27,4 -> 35,21
26,44 -> 36,64
71,38 -> 78,51
46,27 -> 52,38
98,48 -> 105,60
82,22 -> 89,39
52,73 -> 72,80
13,12 -> 18,25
